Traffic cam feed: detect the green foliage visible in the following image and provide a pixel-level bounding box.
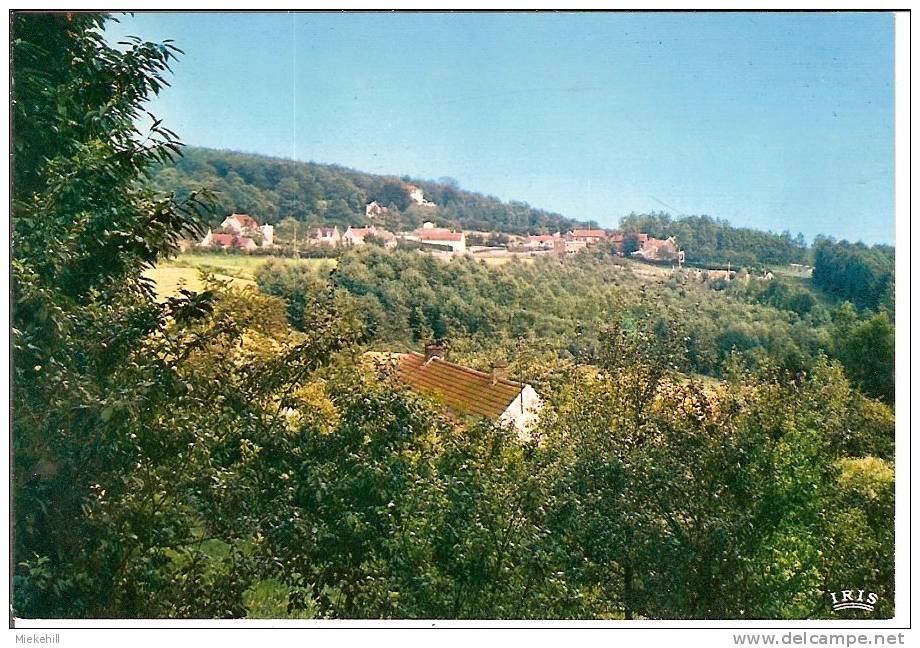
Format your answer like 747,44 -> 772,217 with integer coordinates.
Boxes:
150,147 -> 585,235
263,247 -> 891,402
812,237 -> 894,312
830,310 -> 895,404
620,212 -> 810,268
11,14 -> 356,618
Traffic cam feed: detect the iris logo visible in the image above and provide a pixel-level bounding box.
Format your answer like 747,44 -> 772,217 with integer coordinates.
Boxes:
829,589 -> 878,612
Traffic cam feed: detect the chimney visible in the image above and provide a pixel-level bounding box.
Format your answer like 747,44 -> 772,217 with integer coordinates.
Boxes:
491,361 -> 509,385
424,340 -> 446,362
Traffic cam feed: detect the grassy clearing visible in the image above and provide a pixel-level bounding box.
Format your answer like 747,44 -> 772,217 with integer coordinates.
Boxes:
171,252 -> 336,280
145,253 -> 335,300
142,266 -> 255,300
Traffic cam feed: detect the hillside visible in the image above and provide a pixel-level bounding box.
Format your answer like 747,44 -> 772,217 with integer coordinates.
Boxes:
619,212 -> 812,268
149,147 -> 591,235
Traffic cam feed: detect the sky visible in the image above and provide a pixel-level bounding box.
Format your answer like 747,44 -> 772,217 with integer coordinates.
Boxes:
105,11 -> 895,244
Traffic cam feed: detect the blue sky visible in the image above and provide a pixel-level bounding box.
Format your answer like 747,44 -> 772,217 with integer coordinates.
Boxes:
106,11 -> 894,244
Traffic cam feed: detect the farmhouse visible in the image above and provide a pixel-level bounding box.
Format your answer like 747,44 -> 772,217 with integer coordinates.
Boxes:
523,233 -> 559,250
365,201 -> 388,219
313,226 -> 342,247
343,225 -> 398,248
200,231 -> 258,252
200,213 -> 273,250
379,343 -> 542,435
405,184 -> 436,207
220,213 -> 274,247
567,228 -> 608,245
412,224 -> 466,253
562,239 -> 587,254
632,235 -> 684,263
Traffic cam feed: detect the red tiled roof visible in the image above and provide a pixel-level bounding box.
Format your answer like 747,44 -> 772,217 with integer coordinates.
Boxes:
395,352 -> 524,420
642,236 -> 676,250
346,227 -> 373,237
211,233 -> 237,246
530,234 -> 556,242
570,228 -> 607,238
418,229 -> 463,242
226,214 -> 259,229
211,233 -> 257,250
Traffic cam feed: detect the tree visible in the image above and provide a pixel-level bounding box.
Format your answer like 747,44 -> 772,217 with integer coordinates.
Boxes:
833,311 -> 895,404
622,233 -> 642,255
11,13 -> 354,618
376,180 -> 412,211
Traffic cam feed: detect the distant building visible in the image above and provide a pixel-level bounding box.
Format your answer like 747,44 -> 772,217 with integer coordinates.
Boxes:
313,226 -> 342,247
413,227 -> 466,253
199,213 -> 272,251
343,225 -> 398,248
706,269 -> 736,282
260,224 -> 274,247
632,236 -> 684,263
405,184 -> 436,207
562,239 -> 587,254
567,228 -> 608,244
523,233 -> 559,250
378,343 -> 542,435
200,231 -> 258,252
365,201 -> 389,219
221,213 -> 260,234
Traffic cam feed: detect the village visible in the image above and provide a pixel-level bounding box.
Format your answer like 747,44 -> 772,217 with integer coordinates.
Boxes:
195,181 -> 694,268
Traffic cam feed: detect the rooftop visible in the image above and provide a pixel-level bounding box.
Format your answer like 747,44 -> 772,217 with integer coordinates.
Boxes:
392,352 -> 525,420
417,229 -> 463,242
225,213 -> 259,229
570,228 -> 608,238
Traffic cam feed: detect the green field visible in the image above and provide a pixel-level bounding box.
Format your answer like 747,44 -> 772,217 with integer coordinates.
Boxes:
171,252 -> 336,279
145,253 -> 336,299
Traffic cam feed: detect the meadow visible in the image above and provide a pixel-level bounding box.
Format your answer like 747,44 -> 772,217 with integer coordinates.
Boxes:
144,252 -> 336,298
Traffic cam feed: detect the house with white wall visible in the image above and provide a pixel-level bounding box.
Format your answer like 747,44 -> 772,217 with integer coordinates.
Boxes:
381,343 -> 543,437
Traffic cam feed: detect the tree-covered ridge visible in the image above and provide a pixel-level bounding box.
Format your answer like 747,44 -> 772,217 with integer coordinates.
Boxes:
150,146 -> 589,235
620,212 -> 812,268
812,237 -> 895,311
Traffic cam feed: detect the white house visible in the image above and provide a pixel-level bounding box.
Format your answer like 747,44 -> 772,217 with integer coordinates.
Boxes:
312,226 -> 342,247
405,184 -> 436,207
413,226 -> 466,253
384,344 -> 543,437
260,224 -> 274,247
221,213 -> 260,234
366,201 -> 388,219
343,226 -> 398,248
208,213 -> 274,249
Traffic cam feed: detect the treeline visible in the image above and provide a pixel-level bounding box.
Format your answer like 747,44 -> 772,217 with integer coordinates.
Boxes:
149,147 -> 586,235
620,212 -> 811,268
812,237 -> 895,312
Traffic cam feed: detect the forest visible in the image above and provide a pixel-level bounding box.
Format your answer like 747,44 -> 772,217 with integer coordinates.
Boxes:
150,146 -> 588,235
12,14 -> 896,621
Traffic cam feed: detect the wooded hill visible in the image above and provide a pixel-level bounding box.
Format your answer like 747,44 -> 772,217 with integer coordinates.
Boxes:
149,147 -> 591,235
